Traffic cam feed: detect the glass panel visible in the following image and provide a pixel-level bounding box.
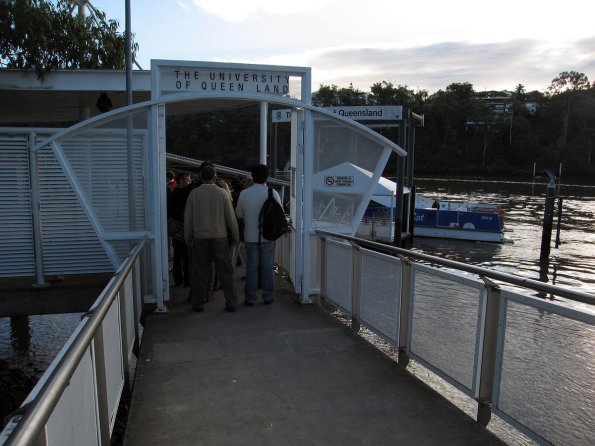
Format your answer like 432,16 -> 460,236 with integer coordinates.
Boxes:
311,113 -> 386,232
497,298 -> 595,446
360,249 -> 401,343
324,239 -> 353,313
410,267 -> 481,391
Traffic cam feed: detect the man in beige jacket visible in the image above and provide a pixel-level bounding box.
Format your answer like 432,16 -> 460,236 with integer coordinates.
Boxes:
184,166 -> 239,312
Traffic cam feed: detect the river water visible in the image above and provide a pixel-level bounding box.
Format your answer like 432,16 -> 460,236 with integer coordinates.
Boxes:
1,177 -> 594,442
412,178 -> 595,296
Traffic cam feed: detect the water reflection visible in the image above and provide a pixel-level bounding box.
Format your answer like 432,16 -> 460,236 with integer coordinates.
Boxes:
10,316 -> 31,352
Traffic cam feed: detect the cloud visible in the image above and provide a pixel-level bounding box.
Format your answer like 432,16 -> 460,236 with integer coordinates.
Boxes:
190,0 -> 331,22
293,39 -> 595,93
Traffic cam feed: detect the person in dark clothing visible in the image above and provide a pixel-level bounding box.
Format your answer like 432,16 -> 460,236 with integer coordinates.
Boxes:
168,172 -> 192,286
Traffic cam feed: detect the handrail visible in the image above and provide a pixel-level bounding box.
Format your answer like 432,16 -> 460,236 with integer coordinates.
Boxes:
4,239 -> 147,446
316,230 -> 595,306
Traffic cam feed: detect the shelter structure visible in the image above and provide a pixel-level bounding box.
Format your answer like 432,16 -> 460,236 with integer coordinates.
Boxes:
0,61 -> 408,312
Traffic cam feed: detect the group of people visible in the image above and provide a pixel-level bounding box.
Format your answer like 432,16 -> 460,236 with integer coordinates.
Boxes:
166,163 -> 282,313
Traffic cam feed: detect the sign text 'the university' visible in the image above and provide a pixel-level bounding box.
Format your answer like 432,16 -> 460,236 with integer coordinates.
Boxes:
168,70 -> 290,94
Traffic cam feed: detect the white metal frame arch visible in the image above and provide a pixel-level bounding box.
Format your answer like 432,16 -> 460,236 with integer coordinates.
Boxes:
32,91 -> 406,309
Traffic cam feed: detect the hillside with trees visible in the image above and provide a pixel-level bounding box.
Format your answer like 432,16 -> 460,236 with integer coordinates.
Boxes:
166,73 -> 594,182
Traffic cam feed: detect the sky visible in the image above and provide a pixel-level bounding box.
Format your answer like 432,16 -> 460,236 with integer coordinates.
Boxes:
94,0 -> 595,94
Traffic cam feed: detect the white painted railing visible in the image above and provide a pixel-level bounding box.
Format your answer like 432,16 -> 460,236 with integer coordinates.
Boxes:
317,231 -> 595,446
0,240 -> 146,446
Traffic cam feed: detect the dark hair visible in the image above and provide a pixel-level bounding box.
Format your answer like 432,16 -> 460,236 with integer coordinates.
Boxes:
251,164 -> 269,184
200,160 -> 214,170
200,165 -> 216,182
166,171 -> 175,181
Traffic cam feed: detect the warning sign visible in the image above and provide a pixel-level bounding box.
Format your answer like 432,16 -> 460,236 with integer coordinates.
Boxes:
324,176 -> 354,187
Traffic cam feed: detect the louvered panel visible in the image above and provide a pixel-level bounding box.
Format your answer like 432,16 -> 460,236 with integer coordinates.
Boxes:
60,130 -> 147,232
1,127 -> 148,278
37,146 -> 113,275
0,134 -> 35,277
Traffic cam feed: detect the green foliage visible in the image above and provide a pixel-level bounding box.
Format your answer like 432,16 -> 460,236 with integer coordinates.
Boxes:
312,83 -> 366,106
0,0 -> 137,79
166,72 -> 594,181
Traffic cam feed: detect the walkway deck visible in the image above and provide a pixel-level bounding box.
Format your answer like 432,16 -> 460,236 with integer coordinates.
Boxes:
124,270 -> 505,446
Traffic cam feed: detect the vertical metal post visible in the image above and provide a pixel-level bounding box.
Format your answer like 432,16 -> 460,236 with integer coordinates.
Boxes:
131,259 -> 142,354
393,120 -> 406,247
301,110 -> 314,303
318,236 -> 327,308
125,0 -> 136,233
260,102 -> 268,165
118,285 -> 131,375
92,326 -> 111,445
350,243 -> 361,333
151,104 -> 168,312
476,278 -> 501,426
29,132 -> 48,287
540,179 -> 556,261
270,122 -> 277,178
398,257 -> 412,367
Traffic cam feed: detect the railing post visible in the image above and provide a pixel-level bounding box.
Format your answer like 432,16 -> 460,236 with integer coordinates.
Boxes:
350,243 -> 361,333
318,236 -> 327,307
92,325 -> 111,445
398,256 -> 412,367
118,283 -> 131,379
131,259 -> 142,354
476,277 -> 502,426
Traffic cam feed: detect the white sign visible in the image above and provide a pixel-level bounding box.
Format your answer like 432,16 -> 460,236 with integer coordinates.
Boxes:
158,67 -> 290,96
324,175 -> 354,187
326,106 -> 402,121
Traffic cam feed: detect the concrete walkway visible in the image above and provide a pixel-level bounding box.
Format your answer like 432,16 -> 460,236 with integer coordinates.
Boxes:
124,270 -> 505,446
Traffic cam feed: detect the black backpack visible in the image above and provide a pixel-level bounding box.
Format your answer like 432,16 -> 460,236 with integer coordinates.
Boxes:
259,187 -> 289,241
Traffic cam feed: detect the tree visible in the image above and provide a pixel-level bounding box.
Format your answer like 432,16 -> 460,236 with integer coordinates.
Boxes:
312,84 -> 340,106
313,83 -> 368,106
368,81 -> 428,113
0,0 -> 137,79
547,71 -> 590,148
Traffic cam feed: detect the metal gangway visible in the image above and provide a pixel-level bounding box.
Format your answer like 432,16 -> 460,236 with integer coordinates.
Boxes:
1,231 -> 594,445
1,60 -> 593,445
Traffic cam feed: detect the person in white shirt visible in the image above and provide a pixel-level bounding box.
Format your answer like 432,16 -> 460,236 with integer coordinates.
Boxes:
235,164 -> 281,306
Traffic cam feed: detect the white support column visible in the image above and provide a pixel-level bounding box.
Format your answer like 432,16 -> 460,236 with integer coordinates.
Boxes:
260,101 -> 268,165
291,109 -> 304,295
157,105 -> 169,312
301,109 -> 314,303
150,104 -> 168,312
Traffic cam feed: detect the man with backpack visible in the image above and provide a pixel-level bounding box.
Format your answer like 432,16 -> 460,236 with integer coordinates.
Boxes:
235,164 -> 285,306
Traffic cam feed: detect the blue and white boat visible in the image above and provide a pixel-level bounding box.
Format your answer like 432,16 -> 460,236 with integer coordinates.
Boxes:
359,194 -> 505,243
412,195 -> 505,243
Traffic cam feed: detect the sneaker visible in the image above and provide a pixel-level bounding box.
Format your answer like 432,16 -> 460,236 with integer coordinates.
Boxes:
243,301 -> 254,307
263,299 -> 274,305
225,305 -> 236,312
192,305 -> 204,313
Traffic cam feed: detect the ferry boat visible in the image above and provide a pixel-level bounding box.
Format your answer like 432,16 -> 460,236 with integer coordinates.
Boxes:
358,195 -> 505,243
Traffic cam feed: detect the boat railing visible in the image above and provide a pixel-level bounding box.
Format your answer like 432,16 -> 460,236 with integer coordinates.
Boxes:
0,239 -> 148,446
314,230 -> 594,446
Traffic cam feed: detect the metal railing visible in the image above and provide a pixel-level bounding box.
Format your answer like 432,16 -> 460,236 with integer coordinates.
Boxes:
316,230 -> 595,446
0,239 -> 147,446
